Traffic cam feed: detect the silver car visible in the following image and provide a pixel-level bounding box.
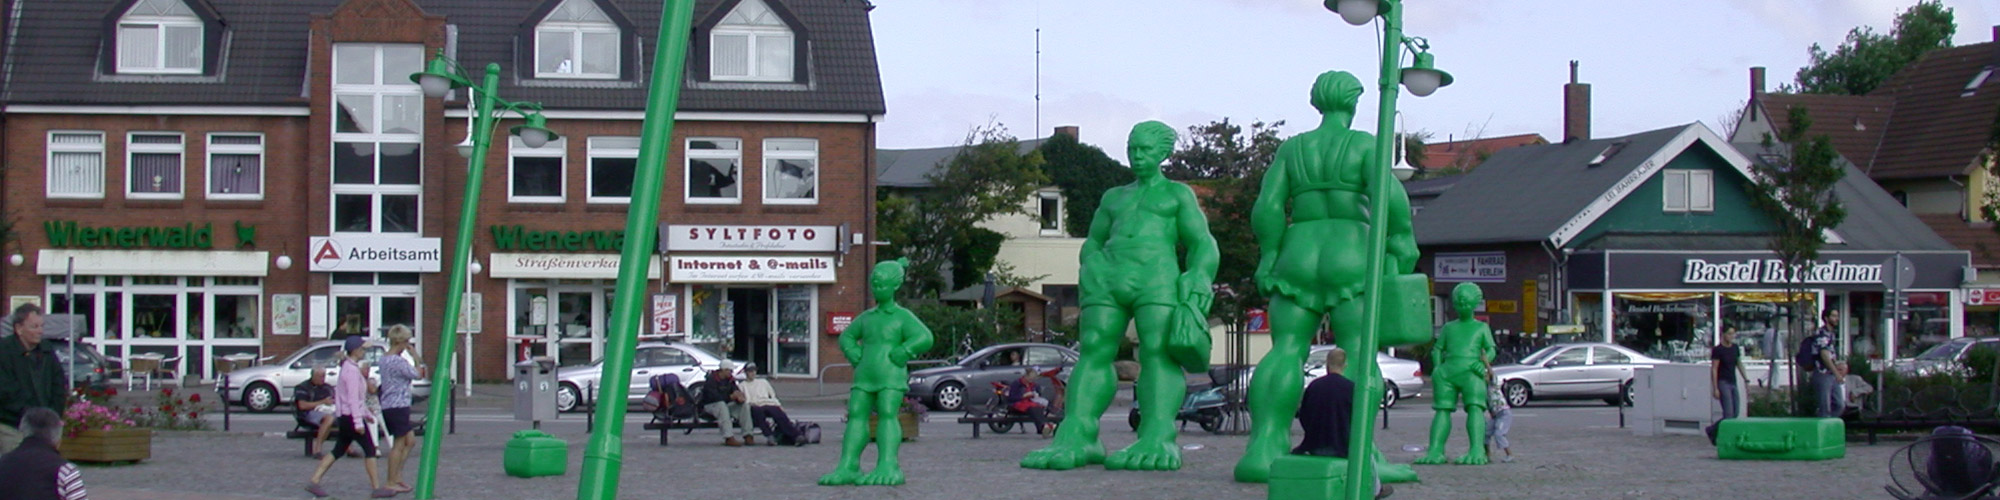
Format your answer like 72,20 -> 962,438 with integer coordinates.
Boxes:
1303,347 -> 1426,408
223,340 -> 431,413
553,342 -> 745,413
1492,342 -> 1667,408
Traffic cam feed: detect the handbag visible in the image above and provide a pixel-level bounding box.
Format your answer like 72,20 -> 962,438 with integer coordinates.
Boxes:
1166,301 -> 1211,373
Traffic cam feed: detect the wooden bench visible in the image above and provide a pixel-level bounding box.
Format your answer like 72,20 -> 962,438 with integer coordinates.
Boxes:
1845,386 -> 2000,444
640,417 -> 719,446
957,409 -> 1063,438
285,416 -> 426,456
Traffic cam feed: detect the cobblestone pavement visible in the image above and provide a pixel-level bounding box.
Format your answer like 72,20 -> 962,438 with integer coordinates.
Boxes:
74,401 -> 1900,500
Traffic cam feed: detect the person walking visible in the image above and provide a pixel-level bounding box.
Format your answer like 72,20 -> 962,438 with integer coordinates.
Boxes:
699,362 -> 751,446
0,304 -> 64,454
1711,327 -> 1749,419
1803,310 -> 1840,418
738,364 -> 800,446
0,407 -> 88,500
304,336 -> 393,499
376,325 -> 424,494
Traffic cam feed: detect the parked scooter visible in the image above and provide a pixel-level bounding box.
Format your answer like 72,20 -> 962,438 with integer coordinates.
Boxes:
1127,366 -> 1246,434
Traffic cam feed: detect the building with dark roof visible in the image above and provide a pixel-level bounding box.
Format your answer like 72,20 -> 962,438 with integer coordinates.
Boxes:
0,0 -> 885,383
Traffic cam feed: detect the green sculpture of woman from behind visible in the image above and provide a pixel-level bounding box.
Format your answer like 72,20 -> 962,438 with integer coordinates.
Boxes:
820,259 -> 934,486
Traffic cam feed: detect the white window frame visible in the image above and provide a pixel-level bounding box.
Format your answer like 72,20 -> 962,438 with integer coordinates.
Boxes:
329,276 -> 423,350
47,131 -> 106,199
709,0 -> 794,82
1662,169 -> 1714,213
331,43 -> 426,235
685,137 -> 742,205
509,136 -> 567,203
535,24 -> 621,79
206,133 -> 264,200
762,138 -> 818,205
1039,190 -> 1063,236
126,131 -> 185,200
587,136 -> 639,204
1689,169 -> 1714,212
116,4 -> 202,75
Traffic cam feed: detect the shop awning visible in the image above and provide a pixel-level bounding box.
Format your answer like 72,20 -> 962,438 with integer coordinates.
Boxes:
37,249 -> 268,276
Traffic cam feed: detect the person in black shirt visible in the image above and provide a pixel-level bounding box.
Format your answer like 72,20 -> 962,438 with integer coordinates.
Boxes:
294,367 -> 338,457
0,304 -> 62,455
1710,327 -> 1749,420
699,363 -> 751,446
1293,348 -> 1390,498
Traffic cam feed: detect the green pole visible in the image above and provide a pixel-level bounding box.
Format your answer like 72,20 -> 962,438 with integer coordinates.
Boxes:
1344,2 -> 1401,499
576,1 -> 696,498
414,62 -> 502,500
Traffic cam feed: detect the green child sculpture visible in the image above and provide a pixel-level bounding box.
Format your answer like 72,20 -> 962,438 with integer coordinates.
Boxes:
1020,121 -> 1220,472
1413,282 -> 1496,466
1234,70 -> 1424,483
820,259 -> 935,486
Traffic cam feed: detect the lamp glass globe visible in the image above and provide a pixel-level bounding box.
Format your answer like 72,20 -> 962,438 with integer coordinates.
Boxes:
1336,0 -> 1377,25
1403,69 -> 1443,97
418,74 -> 453,99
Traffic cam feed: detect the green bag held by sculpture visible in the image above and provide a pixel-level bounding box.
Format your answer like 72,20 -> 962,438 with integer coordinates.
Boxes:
1377,273 -> 1433,347
502,429 -> 568,478
1167,300 -> 1212,373
1715,417 -> 1845,461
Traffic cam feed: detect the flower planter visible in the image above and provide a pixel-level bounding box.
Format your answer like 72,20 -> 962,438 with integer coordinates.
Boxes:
62,428 -> 151,463
866,411 -> 921,442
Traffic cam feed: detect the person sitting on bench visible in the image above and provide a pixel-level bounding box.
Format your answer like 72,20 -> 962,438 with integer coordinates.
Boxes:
1006,372 -> 1052,437
739,364 -> 801,446
1293,348 -> 1390,499
294,366 -> 336,457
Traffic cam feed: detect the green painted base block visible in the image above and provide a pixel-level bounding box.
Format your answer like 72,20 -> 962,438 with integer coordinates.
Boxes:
1715,417 -> 1845,461
503,430 -> 569,478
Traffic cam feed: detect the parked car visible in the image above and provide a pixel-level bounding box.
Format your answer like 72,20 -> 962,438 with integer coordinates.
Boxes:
46,339 -> 113,391
552,342 -> 746,413
1302,347 -> 1425,409
223,340 -> 432,413
908,343 -> 1079,411
1894,336 -> 2000,378
1492,342 -> 1667,408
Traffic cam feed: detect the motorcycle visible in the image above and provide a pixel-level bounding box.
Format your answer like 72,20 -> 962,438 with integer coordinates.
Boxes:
1128,366 -> 1246,434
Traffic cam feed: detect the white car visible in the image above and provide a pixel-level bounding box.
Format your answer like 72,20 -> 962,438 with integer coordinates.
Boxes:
223,340 -> 431,413
1302,346 -> 1426,409
552,342 -> 745,413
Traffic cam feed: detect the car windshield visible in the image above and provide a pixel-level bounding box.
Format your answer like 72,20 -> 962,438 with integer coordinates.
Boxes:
1518,345 -> 1564,365
1916,340 -> 1969,361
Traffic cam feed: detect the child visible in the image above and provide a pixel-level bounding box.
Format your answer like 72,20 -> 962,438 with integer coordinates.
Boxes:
1486,376 -> 1514,463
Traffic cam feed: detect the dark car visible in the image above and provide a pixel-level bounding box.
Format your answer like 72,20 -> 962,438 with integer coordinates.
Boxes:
907,343 -> 1079,411
47,339 -> 113,390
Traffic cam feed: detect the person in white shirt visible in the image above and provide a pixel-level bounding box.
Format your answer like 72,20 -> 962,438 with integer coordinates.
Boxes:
739,364 -> 801,446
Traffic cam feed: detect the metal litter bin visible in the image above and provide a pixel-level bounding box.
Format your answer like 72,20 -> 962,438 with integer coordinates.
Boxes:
514,357 -> 558,424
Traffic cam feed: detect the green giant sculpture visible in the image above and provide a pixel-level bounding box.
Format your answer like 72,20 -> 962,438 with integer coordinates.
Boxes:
1413,282 -> 1496,465
1235,70 -> 1425,483
821,259 -> 935,486
1020,121 -> 1220,472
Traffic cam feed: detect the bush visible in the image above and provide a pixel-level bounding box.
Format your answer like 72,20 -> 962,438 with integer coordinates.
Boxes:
911,302 -> 1023,360
1749,387 -> 1795,417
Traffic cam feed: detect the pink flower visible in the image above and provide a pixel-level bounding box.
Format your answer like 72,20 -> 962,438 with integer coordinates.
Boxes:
101,425 -> 110,431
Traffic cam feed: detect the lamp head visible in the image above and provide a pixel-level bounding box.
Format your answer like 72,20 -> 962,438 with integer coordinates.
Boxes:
454,137 -> 476,158
411,55 -> 464,99
275,255 -> 292,270
510,113 -> 558,149
1326,0 -> 1385,26
1401,51 -> 1454,97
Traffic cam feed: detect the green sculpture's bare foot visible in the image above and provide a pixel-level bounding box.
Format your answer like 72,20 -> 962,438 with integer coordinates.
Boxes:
1233,434 -> 1289,482
856,468 -> 905,486
1021,439 -> 1106,470
1454,453 -> 1489,466
818,467 -> 862,486
1412,453 -> 1448,465
1105,438 -> 1182,470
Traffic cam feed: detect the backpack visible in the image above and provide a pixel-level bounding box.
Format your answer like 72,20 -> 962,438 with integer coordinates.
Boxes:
795,422 -> 821,444
1795,332 -> 1823,373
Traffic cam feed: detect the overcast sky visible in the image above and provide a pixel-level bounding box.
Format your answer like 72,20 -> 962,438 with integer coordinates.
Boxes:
867,0 -> 1999,162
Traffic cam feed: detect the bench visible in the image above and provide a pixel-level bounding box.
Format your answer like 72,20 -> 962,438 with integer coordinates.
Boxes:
1844,386 -> 2000,444
957,408 -> 1063,438
285,416 -> 427,457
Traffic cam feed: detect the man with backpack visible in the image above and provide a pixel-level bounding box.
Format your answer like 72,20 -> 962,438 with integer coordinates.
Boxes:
1799,309 -> 1841,418
700,363 -> 752,446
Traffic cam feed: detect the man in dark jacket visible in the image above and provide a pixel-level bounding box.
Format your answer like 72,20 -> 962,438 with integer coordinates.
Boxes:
700,363 -> 750,446
0,304 -> 64,454
0,407 -> 88,499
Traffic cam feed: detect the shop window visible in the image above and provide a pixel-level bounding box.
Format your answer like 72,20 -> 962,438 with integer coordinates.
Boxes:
132,294 -> 179,339
332,43 -> 424,234
1718,292 -> 1815,362
686,138 -> 741,203
774,285 -> 813,376
127,132 -> 184,199
1898,292 -> 1952,358
509,136 -> 567,203
763,138 -> 817,204
116,0 -> 202,74
1662,169 -> 1713,213
1039,191 -> 1063,235
709,0 -> 795,82
535,0 -> 621,79
587,136 -> 638,203
1613,292 -> 1713,362
207,134 -> 263,199
48,131 -> 106,198
212,294 -> 259,338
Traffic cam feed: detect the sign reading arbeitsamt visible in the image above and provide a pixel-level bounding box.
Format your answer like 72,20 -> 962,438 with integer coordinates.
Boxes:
669,256 -> 836,283
308,236 -> 442,272
662,225 -> 839,252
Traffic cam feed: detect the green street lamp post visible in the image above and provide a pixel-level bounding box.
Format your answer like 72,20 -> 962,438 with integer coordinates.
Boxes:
407,53 -> 559,500
1322,1 -> 1453,498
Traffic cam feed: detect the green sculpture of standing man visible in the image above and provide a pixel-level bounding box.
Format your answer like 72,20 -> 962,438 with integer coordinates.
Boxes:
820,259 -> 934,486
1021,121 -> 1219,472
1414,282 -> 1496,465
1235,70 -> 1424,483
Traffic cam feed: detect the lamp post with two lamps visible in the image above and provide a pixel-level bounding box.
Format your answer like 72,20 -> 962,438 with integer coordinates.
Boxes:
1323,1 -> 1453,498
405,53 -> 558,500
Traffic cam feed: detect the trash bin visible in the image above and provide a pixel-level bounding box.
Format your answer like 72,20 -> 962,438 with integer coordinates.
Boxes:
503,429 -> 568,478
514,357 -> 557,423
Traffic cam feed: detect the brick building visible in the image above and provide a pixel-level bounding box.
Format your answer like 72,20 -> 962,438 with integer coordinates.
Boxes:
0,0 -> 885,386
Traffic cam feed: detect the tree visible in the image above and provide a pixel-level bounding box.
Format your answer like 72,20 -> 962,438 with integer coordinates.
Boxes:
1163,118 -> 1285,181
1747,106 -> 1846,415
876,124 -> 1049,297
1163,119 -> 1286,326
1789,1 -> 1955,95
1037,133 -> 1133,237
1400,130 -> 1432,172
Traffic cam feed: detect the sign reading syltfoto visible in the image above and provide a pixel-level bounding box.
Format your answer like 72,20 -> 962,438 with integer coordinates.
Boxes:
308,236 -> 441,272
662,225 -> 839,252
669,256 -> 836,283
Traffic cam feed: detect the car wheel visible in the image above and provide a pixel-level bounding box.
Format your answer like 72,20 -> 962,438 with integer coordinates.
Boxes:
1612,380 -> 1635,407
933,381 -> 965,412
557,383 -> 581,413
1380,381 -> 1401,409
1503,380 -> 1531,408
243,382 -> 279,413
988,421 -> 1016,434
1127,407 -> 1141,431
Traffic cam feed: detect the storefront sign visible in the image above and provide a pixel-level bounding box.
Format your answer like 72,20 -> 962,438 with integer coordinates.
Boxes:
1590,251 -> 1970,291
271,294 -> 302,335
1682,258 -> 1881,284
489,225 -> 624,252
662,225 -> 839,252
826,311 -> 855,336
37,249 -> 269,277
653,294 -> 678,335
1967,288 -> 2000,306
308,236 -> 441,272
43,220 -> 235,249
1486,300 -> 1518,313
1434,252 -> 1506,282
487,253 -> 662,279
1246,308 -> 1270,333
669,256 -> 837,283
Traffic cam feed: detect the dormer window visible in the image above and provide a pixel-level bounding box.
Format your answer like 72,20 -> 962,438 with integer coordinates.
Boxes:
711,0 -> 795,82
117,0 -> 202,74
536,0 -> 621,79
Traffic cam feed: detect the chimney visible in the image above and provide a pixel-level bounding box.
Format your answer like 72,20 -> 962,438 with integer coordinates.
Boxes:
1751,66 -> 1766,96
1054,126 -> 1079,140
1991,24 -> 1998,42
1563,61 -> 1591,144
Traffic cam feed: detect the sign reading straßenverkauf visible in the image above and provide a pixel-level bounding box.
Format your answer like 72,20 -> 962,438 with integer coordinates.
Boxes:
669,256 -> 836,283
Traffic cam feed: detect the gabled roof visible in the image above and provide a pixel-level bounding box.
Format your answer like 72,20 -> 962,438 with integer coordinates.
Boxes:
1417,133 -> 1547,171
1413,124 -> 1695,247
2,0 -> 886,114
876,138 -> 1047,188
1868,42 -> 2000,180
1733,141 -> 1955,252
1750,93 -> 1893,173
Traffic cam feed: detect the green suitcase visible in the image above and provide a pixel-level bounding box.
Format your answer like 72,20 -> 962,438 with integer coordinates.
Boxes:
1268,455 -> 1351,500
503,429 -> 569,478
1715,417 -> 1845,461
